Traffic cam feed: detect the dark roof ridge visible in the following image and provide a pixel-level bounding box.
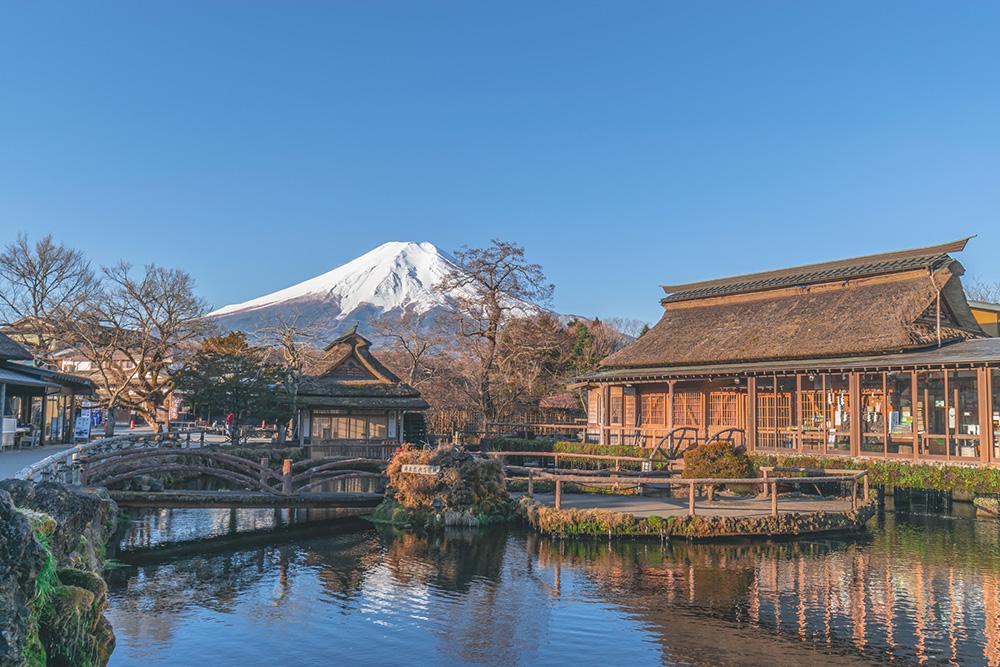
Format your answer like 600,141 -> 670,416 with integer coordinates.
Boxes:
660,236 -> 973,303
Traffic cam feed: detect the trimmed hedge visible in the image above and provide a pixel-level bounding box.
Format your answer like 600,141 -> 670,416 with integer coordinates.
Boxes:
478,437 -> 658,469
752,454 -> 1000,495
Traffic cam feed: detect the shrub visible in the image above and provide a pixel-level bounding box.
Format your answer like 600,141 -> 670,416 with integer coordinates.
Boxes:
681,441 -> 756,482
385,444 -> 508,514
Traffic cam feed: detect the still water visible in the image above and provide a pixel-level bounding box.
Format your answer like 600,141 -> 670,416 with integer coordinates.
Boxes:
106,501 -> 1000,667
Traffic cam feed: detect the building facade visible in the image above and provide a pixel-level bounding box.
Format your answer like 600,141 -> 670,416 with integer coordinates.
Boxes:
580,238 -> 1000,466
297,329 -> 429,458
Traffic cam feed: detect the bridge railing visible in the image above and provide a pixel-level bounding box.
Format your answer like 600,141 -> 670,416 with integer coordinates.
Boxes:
15,429 -> 213,483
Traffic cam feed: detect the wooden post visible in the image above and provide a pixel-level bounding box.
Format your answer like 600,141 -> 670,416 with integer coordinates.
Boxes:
282,458 -> 293,494
747,377 -> 757,451
200,430 -> 205,446
761,468 -> 769,498
186,430 -> 191,446
849,372 -> 861,457
260,457 -> 269,489
555,478 -> 562,510
851,479 -> 857,510
688,481 -> 695,516
771,481 -> 778,516
978,367 -> 992,465
527,469 -> 534,497
863,474 -> 870,503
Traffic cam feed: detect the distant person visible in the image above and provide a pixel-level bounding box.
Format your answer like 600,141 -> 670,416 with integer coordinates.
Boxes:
225,412 -> 234,436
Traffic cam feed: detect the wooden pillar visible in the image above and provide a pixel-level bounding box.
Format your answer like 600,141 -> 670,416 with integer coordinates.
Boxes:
281,459 -> 293,494
747,377 -> 757,452
978,367 -> 992,464
527,469 -> 534,497
666,381 -> 675,433
849,372 -> 861,457
555,478 -> 562,509
688,481 -> 695,516
795,374 -> 803,453
911,371 -> 920,462
602,385 -> 612,446
771,481 -> 778,516
863,474 -> 870,502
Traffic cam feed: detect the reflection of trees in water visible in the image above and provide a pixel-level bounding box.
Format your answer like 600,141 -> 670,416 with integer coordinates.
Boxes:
106,527 -> 379,650
527,512 -> 1000,666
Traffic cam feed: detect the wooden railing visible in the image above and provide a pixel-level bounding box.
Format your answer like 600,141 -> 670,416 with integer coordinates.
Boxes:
508,465 -> 869,516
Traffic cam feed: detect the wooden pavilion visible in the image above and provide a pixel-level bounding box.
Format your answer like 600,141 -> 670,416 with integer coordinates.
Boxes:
579,237 -> 1000,466
297,328 -> 429,458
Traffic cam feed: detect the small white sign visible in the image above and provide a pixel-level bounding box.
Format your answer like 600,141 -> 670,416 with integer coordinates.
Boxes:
73,410 -> 92,441
401,464 -> 440,476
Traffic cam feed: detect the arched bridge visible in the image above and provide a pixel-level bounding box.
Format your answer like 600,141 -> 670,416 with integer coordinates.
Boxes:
16,431 -> 387,510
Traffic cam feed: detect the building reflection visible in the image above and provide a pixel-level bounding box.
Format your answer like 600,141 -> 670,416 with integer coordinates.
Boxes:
525,510 -> 1000,666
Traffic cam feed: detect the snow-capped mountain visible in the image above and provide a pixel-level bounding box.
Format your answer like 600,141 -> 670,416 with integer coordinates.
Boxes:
207,241 -> 539,337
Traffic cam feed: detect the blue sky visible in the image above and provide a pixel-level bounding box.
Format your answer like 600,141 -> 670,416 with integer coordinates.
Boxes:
2,2 -> 998,323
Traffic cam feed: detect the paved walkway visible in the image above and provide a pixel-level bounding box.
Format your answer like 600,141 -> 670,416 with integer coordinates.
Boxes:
524,492 -> 853,518
0,444 -> 74,480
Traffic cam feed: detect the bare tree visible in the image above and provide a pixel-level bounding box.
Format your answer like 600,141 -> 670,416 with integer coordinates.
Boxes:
965,276 -> 1000,303
255,314 -> 323,441
440,240 -> 553,421
65,263 -> 208,433
369,310 -> 445,388
0,233 -> 97,363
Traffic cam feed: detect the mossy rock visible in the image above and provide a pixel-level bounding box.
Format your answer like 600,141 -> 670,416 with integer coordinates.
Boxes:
17,508 -> 58,539
38,583 -> 114,667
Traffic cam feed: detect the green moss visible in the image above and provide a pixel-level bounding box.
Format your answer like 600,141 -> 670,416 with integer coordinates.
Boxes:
23,532 -> 59,667
517,496 -> 876,540
17,509 -> 58,539
752,454 -> 1000,494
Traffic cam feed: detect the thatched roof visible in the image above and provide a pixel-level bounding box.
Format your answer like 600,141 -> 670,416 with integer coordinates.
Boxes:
602,240 -> 985,371
298,329 -> 428,410
0,332 -> 32,361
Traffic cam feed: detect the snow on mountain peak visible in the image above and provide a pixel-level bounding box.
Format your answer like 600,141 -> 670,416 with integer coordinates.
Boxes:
208,240 -> 466,319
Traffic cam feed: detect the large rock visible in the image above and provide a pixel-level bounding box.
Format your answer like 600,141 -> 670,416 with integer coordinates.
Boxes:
0,481 -> 116,572
0,490 -> 46,667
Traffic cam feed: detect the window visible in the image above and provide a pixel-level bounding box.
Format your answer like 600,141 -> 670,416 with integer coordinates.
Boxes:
640,393 -> 665,426
672,391 -> 702,426
826,375 -> 851,453
756,377 -> 794,449
949,370 -> 979,459
916,371 -> 947,456
860,373 -> 886,454
610,387 -> 623,425
709,391 -> 741,427
886,371 -> 914,455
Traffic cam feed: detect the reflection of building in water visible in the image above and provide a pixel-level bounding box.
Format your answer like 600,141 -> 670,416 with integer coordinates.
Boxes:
529,515 -> 1000,667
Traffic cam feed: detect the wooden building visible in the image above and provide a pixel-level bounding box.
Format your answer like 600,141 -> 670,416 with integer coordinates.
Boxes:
0,332 -> 95,447
297,328 -> 429,457
580,238 -> 1000,466
969,300 -> 1000,337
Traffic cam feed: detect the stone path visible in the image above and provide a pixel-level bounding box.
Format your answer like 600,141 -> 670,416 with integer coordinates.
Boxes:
523,492 -> 853,518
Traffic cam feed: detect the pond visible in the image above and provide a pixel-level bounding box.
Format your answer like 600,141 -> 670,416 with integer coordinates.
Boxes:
105,499 -> 1000,666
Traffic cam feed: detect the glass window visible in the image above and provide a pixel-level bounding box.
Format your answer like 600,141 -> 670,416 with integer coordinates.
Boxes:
916,371 -> 947,457
826,375 -> 851,453
992,369 -> 1000,461
640,393 -> 665,426
672,391 -> 702,427
610,387 -> 623,425
860,373 -> 885,454
368,414 -> 388,440
756,377 -> 794,450
949,370 -> 979,459
886,372 -> 914,455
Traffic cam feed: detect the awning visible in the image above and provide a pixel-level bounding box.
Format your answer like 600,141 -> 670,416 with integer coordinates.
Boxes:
0,367 -> 59,390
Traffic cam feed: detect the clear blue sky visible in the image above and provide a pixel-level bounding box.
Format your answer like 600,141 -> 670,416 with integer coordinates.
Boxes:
2,2 -> 998,323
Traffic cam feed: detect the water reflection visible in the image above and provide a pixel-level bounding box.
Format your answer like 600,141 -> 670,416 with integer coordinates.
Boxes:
106,507 -> 1000,666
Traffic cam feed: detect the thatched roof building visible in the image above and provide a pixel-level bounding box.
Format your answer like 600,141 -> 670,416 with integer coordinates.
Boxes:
579,238 -> 1000,468
601,238 -> 983,370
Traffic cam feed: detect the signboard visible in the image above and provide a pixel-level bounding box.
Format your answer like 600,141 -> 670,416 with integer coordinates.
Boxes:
74,409 -> 92,441
401,464 -> 440,476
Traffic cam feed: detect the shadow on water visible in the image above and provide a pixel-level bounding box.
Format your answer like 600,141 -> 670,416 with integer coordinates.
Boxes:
105,501 -> 1000,667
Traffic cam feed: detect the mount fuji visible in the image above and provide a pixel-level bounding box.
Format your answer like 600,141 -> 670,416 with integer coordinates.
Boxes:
207,241 -> 542,337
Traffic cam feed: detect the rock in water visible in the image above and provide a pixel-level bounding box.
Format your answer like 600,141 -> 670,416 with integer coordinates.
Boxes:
0,490 -> 47,666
